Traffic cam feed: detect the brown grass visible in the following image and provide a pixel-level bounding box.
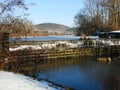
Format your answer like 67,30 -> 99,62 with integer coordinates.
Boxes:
10,33 -> 50,37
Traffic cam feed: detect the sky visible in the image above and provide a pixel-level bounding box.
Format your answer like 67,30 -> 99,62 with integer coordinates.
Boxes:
25,0 -> 84,27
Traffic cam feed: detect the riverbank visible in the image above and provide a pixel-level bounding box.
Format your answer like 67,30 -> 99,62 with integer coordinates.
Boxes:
10,33 -> 75,37
0,71 -> 65,90
10,33 -> 50,37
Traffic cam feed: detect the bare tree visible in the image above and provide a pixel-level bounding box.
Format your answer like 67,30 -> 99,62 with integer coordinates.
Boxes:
0,0 -> 28,16
74,0 -> 120,36
74,0 -> 105,35
108,0 -> 120,28
4,17 -> 35,35
100,0 -> 120,28
0,0 -> 35,35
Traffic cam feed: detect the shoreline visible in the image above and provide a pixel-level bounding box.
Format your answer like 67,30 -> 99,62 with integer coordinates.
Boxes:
10,33 -> 75,37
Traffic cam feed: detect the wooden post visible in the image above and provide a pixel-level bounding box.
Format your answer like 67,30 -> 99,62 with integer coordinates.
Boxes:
0,32 -> 9,53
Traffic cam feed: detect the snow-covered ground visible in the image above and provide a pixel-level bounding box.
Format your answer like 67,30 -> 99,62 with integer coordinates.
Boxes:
0,71 -> 62,90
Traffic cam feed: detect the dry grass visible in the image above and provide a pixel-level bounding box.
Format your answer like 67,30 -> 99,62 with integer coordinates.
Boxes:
10,33 -> 50,37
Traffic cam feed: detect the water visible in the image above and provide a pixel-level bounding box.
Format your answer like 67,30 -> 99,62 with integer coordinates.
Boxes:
9,35 -> 98,42
38,57 -> 120,90
9,35 -> 119,90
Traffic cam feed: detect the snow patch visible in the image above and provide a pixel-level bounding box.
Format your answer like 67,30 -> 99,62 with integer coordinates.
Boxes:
9,45 -> 42,51
0,71 -> 59,90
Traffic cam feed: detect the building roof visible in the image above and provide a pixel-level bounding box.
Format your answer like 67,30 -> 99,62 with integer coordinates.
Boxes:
110,30 -> 120,33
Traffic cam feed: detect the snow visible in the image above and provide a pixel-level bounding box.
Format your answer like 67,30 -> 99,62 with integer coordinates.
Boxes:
9,45 -> 42,51
0,71 -> 59,90
110,30 -> 120,33
9,39 -> 120,51
41,44 -> 56,49
9,41 -> 81,51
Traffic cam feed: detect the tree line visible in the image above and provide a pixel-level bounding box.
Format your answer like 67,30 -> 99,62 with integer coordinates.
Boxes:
74,0 -> 120,36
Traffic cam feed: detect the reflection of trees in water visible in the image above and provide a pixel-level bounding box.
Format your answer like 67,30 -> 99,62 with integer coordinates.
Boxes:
94,62 -> 120,90
39,57 -> 120,90
7,55 -> 119,90
39,56 -> 95,71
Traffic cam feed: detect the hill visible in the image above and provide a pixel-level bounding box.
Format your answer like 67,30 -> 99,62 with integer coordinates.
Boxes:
35,23 -> 74,35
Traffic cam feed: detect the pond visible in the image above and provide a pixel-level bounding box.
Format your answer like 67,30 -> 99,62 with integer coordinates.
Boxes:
38,57 -> 120,90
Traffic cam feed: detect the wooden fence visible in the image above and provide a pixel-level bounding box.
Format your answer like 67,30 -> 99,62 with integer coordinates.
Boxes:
1,35 -> 120,76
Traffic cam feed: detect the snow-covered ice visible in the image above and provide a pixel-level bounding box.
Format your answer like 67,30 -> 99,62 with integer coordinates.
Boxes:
0,71 -> 59,90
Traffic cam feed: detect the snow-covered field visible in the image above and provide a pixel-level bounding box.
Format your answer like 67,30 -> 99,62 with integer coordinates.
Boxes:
0,71 -> 62,90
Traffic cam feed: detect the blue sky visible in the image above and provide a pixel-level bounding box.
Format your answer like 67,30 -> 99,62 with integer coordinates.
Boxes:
26,0 -> 84,27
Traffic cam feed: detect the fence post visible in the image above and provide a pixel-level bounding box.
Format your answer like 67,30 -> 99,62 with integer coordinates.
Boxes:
1,32 -> 9,53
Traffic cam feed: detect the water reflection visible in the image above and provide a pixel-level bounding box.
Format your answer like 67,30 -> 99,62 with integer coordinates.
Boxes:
38,57 -> 120,90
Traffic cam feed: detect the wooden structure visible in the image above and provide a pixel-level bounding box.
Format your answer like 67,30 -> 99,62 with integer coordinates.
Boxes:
1,45 -> 118,76
9,45 -> 120,60
1,36 -> 120,76
0,32 -> 9,53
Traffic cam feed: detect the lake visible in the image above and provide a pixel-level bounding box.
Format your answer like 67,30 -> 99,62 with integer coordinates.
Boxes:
38,57 -> 120,90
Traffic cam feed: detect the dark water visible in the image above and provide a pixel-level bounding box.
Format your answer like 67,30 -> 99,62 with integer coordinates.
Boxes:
38,57 -> 120,90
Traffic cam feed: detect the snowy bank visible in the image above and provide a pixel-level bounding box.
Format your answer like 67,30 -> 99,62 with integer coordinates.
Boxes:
0,71 -> 61,90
